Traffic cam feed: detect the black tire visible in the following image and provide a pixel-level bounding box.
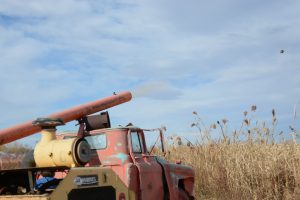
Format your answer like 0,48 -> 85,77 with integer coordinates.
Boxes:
178,189 -> 191,200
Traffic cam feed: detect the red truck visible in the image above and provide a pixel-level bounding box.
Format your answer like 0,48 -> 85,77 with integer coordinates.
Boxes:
0,91 -> 195,200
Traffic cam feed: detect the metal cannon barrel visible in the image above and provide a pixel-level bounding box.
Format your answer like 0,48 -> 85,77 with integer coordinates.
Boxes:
0,91 -> 132,145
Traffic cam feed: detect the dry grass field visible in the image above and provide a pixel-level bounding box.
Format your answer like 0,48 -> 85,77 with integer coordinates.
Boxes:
1,106 -> 299,199
165,106 -> 300,199
165,142 -> 300,200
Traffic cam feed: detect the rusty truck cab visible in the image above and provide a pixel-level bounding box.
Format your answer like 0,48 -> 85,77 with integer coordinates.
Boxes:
61,126 -> 195,200
73,126 -> 164,200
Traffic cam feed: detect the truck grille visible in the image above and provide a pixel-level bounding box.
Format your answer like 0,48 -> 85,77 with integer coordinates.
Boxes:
68,186 -> 116,200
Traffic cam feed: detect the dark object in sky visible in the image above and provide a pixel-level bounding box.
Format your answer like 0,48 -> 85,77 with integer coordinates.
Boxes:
280,50 -> 284,53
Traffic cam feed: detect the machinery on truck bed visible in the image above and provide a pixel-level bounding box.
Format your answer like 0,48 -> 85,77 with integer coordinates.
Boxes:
0,91 -> 195,200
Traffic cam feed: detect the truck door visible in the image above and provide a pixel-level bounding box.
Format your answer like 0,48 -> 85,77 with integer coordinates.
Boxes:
129,130 -> 164,200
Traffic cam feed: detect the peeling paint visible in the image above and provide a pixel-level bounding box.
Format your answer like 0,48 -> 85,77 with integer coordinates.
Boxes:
126,166 -> 130,180
126,163 -> 133,181
103,160 -> 112,164
117,142 -> 122,146
109,153 -> 128,164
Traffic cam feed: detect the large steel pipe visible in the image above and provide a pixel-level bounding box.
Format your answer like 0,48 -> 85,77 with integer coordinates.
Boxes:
0,91 -> 132,145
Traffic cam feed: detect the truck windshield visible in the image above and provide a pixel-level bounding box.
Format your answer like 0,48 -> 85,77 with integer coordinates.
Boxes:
85,134 -> 107,150
131,131 -> 142,153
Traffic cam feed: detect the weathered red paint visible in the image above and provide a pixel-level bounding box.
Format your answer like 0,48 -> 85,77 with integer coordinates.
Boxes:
0,91 -> 195,199
58,127 -> 195,199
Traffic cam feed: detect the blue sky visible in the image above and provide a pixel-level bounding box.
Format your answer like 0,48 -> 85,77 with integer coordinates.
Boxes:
0,0 -> 299,145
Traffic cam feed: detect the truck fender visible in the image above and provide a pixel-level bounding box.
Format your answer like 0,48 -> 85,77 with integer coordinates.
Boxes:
156,157 -> 195,200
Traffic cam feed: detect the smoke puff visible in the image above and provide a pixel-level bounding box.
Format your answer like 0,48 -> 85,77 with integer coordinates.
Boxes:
132,81 -> 182,100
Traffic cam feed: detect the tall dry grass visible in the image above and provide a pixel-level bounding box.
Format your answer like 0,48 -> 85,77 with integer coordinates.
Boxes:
165,106 -> 300,200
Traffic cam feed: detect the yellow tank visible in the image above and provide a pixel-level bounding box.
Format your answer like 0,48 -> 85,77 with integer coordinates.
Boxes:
34,128 -> 90,168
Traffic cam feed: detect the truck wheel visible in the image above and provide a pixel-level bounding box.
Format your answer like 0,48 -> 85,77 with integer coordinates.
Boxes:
178,189 -> 191,200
